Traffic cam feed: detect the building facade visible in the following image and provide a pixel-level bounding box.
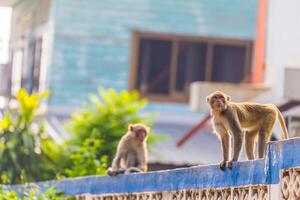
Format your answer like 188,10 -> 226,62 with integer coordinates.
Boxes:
5,0 -> 260,165
8,0 -> 257,109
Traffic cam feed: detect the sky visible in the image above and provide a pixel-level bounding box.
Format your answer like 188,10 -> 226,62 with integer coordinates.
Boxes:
0,7 -> 12,64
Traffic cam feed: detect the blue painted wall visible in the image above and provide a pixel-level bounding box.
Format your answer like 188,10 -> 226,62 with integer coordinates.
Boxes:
12,137 -> 300,195
48,0 -> 257,108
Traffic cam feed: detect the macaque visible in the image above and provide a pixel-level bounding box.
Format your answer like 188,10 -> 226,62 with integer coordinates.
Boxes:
206,91 -> 289,170
107,123 -> 149,176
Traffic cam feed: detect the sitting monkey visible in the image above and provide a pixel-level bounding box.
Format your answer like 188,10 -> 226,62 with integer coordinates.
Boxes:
206,91 -> 289,170
107,123 -> 149,176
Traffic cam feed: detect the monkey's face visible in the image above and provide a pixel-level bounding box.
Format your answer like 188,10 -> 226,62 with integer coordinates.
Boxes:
129,124 -> 149,143
136,128 -> 147,142
206,92 -> 230,112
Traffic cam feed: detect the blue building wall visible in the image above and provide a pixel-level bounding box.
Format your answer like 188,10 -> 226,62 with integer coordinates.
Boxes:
48,0 -> 258,109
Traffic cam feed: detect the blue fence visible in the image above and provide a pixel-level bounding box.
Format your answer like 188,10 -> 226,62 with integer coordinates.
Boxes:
11,138 -> 300,199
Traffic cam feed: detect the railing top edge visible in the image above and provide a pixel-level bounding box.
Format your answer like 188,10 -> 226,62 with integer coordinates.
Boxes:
9,137 -> 300,196
11,159 -> 267,196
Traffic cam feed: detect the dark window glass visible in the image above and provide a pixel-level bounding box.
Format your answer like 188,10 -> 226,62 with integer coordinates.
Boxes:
176,42 -> 207,92
211,45 -> 246,83
22,38 -> 42,93
137,39 -> 172,94
32,38 -> 42,92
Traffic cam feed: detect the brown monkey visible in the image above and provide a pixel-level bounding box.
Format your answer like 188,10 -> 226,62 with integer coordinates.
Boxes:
206,91 -> 289,170
107,123 -> 149,176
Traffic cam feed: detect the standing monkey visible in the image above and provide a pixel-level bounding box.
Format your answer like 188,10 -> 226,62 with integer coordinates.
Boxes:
107,123 -> 149,176
206,91 -> 289,170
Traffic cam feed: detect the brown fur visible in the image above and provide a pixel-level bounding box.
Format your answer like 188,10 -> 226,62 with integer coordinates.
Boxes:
206,91 -> 289,170
107,123 -> 149,176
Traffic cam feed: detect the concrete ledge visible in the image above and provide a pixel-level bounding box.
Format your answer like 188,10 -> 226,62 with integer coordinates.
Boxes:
11,137 -> 300,196
33,160 -> 266,195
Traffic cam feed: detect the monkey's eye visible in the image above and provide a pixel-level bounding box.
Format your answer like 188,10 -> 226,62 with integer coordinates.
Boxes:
214,96 -> 220,100
216,95 -> 224,100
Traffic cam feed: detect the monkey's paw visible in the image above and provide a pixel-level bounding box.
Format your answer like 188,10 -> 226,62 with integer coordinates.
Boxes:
219,161 -> 226,171
107,168 -> 117,176
227,161 -> 233,170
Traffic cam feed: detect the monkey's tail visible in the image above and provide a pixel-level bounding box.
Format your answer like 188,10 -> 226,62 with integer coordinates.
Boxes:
275,106 -> 289,139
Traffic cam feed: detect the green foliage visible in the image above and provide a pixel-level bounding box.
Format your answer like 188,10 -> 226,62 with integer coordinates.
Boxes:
0,89 -> 69,184
0,88 -> 164,183
0,187 -> 75,200
64,88 -> 161,177
64,138 -> 108,177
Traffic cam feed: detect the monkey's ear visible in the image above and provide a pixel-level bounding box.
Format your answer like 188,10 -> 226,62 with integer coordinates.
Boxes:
128,124 -> 134,131
226,95 -> 231,101
206,96 -> 210,102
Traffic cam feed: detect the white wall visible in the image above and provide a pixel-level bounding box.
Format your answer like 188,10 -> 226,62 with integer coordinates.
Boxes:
0,7 -> 11,64
265,0 -> 300,100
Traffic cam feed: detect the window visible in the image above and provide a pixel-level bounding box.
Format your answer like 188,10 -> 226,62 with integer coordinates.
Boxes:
21,38 -> 43,93
31,38 -> 43,92
176,42 -> 207,93
130,31 -> 252,102
11,49 -> 23,96
211,45 -> 247,83
137,39 -> 172,95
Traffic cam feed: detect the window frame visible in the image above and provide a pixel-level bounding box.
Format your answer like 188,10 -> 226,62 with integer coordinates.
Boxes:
129,30 -> 253,103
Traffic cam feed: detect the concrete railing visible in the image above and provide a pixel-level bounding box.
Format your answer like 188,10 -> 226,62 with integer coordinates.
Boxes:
13,138 -> 300,200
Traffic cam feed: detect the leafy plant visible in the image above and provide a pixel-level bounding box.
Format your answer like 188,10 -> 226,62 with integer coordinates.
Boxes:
64,138 -> 108,177
64,88 -> 161,177
0,89 -> 69,184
